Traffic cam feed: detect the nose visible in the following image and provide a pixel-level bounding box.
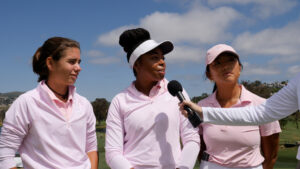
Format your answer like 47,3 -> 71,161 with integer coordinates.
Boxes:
159,56 -> 165,66
75,63 -> 82,72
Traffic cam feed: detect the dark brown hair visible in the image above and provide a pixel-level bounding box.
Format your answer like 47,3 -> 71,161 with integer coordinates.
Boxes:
32,37 -> 80,82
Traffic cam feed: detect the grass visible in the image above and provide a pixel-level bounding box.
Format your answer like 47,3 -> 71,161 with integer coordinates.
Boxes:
97,120 -> 300,169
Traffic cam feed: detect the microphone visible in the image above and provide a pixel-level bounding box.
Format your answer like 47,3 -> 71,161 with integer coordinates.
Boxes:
167,80 -> 202,128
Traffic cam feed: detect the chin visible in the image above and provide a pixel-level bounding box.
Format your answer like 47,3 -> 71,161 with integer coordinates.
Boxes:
68,80 -> 76,86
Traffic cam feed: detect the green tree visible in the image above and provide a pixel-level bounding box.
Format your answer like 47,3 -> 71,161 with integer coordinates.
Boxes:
191,93 -> 209,103
91,98 -> 110,122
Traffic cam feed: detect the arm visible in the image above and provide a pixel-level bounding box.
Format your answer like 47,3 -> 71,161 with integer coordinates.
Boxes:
177,90 -> 201,169
261,133 -> 280,169
180,74 -> 299,125
0,96 -> 29,169
297,161 -> 300,169
105,98 -> 133,169
85,102 -> 98,169
87,151 -> 98,169
202,74 -> 299,125
296,146 -> 300,169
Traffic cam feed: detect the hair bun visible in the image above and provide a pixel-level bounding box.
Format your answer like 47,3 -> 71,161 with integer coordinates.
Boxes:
119,28 -> 150,61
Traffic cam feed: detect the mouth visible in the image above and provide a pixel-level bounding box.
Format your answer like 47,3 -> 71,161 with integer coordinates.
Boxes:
223,72 -> 233,77
157,69 -> 165,74
70,74 -> 78,79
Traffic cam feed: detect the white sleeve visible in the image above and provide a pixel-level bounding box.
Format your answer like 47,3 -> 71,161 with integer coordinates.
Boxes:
203,73 -> 299,125
297,146 -> 300,160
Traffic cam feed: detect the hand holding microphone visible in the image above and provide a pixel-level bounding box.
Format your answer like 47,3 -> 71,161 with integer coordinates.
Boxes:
167,80 -> 202,127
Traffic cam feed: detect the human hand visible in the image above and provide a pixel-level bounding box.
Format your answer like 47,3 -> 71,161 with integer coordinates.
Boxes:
178,100 -> 203,119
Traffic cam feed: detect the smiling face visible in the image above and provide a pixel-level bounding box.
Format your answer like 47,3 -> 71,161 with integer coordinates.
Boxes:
134,47 -> 166,83
47,47 -> 81,87
207,52 -> 241,85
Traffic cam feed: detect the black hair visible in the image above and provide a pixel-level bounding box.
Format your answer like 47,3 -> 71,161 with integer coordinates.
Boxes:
119,28 -> 151,76
119,28 -> 151,62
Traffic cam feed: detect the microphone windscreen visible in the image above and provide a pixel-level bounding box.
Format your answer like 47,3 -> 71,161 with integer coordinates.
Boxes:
167,80 -> 183,96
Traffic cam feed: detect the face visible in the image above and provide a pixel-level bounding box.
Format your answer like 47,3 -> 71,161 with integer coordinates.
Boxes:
134,47 -> 166,83
207,53 -> 241,85
47,47 -> 81,86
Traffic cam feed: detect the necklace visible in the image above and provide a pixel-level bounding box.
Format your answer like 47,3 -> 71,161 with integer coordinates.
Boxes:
45,81 -> 69,100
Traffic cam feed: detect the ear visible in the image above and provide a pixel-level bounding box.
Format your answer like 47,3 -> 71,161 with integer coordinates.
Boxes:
46,57 -> 54,71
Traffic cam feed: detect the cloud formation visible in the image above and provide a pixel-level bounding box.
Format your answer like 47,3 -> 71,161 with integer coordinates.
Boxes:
166,45 -> 204,63
207,0 -> 297,18
242,62 -> 280,76
288,65 -> 300,75
233,19 -> 300,57
86,50 -> 121,64
97,6 -> 240,46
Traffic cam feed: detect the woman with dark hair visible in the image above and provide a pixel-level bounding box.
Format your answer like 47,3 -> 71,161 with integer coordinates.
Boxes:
105,28 -> 200,169
0,37 -> 98,169
194,44 -> 281,169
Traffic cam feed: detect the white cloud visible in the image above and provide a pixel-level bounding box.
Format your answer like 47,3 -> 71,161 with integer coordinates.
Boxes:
97,25 -> 136,46
242,62 -> 280,75
233,19 -> 300,57
97,6 -> 241,46
207,0 -> 297,18
139,7 -> 240,44
269,55 -> 300,64
86,50 -> 103,57
287,65 -> 300,74
89,57 -> 120,65
85,50 -> 121,65
166,45 -> 204,63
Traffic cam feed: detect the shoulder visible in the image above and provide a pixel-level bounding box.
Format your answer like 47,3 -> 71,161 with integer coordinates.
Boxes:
73,93 -> 93,109
241,86 -> 266,105
109,87 -> 131,110
197,94 -> 214,106
12,88 -> 39,105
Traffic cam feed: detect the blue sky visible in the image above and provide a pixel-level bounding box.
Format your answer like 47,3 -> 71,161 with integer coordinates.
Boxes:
1,0 -> 300,101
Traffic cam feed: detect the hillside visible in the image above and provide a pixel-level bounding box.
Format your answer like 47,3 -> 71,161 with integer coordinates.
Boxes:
0,91 -> 23,105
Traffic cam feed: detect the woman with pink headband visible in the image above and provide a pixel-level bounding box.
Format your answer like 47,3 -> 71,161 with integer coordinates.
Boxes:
105,28 -> 200,169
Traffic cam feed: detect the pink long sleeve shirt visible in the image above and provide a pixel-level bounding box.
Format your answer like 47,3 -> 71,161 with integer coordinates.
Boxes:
105,79 -> 200,169
0,81 -> 97,169
198,86 -> 281,167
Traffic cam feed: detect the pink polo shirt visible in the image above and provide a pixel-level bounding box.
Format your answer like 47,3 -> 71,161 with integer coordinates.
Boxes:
198,85 -> 281,167
105,79 -> 200,169
0,82 -> 97,169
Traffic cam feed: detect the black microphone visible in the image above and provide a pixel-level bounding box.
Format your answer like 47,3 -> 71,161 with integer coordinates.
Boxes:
167,80 -> 202,128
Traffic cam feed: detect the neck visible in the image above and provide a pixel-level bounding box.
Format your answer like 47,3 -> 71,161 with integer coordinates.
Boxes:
215,82 -> 241,107
46,80 -> 69,100
134,78 -> 158,96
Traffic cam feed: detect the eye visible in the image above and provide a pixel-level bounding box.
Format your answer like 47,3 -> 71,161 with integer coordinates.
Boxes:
151,55 -> 160,60
68,59 -> 80,65
213,61 -> 221,66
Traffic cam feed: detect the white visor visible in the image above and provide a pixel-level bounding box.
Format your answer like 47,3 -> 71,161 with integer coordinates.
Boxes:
129,39 -> 173,68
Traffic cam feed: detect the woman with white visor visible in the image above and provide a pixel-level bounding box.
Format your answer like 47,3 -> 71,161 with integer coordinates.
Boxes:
105,28 -> 200,169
